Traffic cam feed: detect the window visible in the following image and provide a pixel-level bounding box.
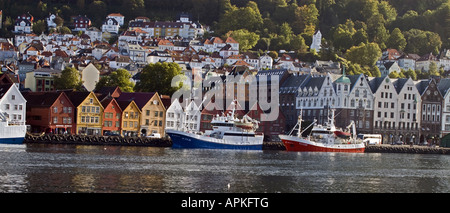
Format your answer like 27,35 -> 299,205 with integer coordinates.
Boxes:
53,117 -> 58,123
89,98 -> 93,104
53,107 -> 58,113
5,104 -> 10,110
155,111 -> 159,117
11,95 -> 15,100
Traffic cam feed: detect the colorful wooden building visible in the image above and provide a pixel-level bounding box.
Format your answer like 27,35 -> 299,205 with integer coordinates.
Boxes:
117,92 -> 166,137
117,99 -> 141,136
65,91 -> 104,135
100,97 -> 122,136
22,91 -> 75,134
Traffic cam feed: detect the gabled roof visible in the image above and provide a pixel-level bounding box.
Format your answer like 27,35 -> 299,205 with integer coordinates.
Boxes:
225,37 -> 238,44
22,91 -> 70,107
415,79 -> 431,95
64,91 -> 95,107
368,76 -> 387,93
117,92 -> 156,110
437,78 -> 450,97
0,84 -> 13,99
392,78 -> 409,94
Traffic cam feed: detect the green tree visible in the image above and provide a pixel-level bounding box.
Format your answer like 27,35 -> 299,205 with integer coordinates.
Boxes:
95,69 -> 135,92
135,62 -> 183,96
292,3 -> 319,35
226,29 -> 260,51
217,1 -> 263,34
345,42 -> 382,68
32,20 -> 46,35
386,28 -> 407,50
403,29 -> 442,55
429,62 -> 439,76
54,67 -> 83,91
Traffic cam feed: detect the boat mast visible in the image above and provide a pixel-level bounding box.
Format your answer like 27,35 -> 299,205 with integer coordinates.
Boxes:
297,108 -> 303,137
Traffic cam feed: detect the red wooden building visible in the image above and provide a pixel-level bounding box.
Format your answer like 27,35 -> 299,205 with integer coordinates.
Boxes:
100,97 -> 122,135
23,91 -> 75,134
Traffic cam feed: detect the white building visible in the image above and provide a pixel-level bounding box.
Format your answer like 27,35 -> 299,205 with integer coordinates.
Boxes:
85,27 -> 103,42
102,18 -> 120,34
46,14 -> 57,29
165,99 -> 200,132
438,78 -> 450,136
393,77 -> 421,139
81,63 -> 100,92
370,76 -> 398,132
165,98 -> 184,131
107,13 -> 125,26
310,30 -> 322,52
0,84 -> 26,126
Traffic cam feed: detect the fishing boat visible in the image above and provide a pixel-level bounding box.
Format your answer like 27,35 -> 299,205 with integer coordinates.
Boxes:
0,112 -> 27,144
279,109 -> 365,153
166,101 -> 264,150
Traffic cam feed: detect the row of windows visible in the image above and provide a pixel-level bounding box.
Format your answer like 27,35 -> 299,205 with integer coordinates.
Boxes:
53,106 -> 73,113
4,104 -> 23,110
81,106 -> 100,113
375,121 -> 419,130
53,117 -> 72,124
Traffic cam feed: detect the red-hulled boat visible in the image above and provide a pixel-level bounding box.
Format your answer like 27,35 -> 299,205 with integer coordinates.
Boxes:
279,109 -> 365,153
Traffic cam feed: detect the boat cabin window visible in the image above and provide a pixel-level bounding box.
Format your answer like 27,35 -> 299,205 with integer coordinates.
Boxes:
212,123 -> 234,127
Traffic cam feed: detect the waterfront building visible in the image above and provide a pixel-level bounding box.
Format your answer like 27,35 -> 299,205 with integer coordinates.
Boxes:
279,73 -> 309,131
416,78 -> 443,144
333,73 -> 374,134
369,76 -> 399,143
23,91 -> 75,134
100,97 -> 122,136
117,92 -> 166,137
439,78 -> 450,138
0,84 -> 26,127
165,98 -> 184,131
295,73 -> 334,125
65,91 -> 104,135
117,100 -> 141,137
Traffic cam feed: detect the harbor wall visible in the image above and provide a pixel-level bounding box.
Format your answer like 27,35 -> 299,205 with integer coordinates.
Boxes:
24,134 -> 450,154
365,144 -> 450,154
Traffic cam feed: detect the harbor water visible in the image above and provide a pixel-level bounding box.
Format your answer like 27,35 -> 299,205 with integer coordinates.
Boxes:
0,143 -> 449,193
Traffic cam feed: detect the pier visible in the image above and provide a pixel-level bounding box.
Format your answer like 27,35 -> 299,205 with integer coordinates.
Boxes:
365,144 -> 450,155
25,134 -> 172,147
23,134 -> 450,154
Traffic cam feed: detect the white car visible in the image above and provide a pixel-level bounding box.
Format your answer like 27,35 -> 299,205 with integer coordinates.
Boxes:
146,133 -> 161,138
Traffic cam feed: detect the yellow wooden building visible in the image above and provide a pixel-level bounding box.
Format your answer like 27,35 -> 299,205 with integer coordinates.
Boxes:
117,92 -> 166,137
65,91 -> 104,135
117,100 -> 141,137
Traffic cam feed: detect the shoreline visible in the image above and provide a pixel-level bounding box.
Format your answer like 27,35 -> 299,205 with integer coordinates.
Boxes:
24,134 -> 450,154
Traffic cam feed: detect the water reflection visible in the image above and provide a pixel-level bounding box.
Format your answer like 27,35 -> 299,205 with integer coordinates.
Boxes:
0,144 -> 448,192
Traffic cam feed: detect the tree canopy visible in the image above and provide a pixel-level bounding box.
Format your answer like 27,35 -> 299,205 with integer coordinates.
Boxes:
54,67 -> 83,91
135,62 -> 183,96
94,68 -> 135,92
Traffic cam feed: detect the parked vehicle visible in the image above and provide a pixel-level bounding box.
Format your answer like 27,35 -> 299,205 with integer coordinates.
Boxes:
146,133 -> 161,138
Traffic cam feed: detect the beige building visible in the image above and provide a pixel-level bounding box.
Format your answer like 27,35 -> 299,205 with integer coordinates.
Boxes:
117,92 -> 166,136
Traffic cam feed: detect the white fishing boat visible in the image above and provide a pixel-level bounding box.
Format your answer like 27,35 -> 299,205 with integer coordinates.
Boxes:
166,101 -> 264,150
0,112 -> 26,144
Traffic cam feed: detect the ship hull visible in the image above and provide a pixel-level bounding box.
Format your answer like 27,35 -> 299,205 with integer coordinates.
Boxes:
0,124 -> 26,144
0,137 -> 25,144
166,130 -> 263,150
280,135 -> 365,153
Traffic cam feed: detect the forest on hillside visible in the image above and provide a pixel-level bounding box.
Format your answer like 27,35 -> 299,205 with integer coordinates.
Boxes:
0,0 -> 449,77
